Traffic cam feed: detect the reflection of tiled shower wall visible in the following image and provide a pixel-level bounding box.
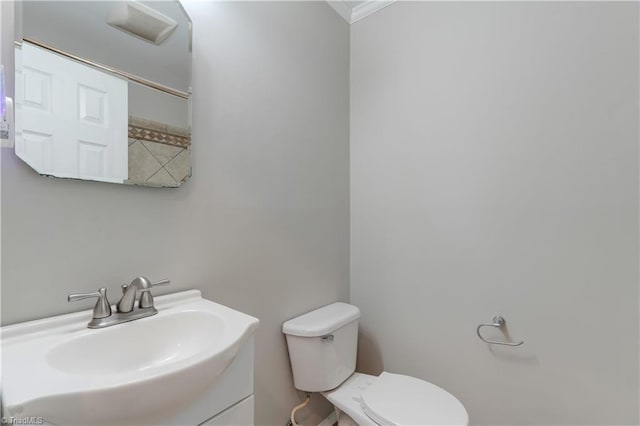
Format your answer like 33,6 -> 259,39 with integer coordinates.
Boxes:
127,116 -> 191,187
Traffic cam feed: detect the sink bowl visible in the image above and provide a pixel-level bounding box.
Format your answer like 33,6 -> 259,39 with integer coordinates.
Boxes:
1,290 -> 259,425
47,310 -> 226,376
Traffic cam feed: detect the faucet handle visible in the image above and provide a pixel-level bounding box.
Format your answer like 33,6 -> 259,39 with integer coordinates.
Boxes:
68,287 -> 112,319
150,279 -> 170,287
138,279 -> 170,309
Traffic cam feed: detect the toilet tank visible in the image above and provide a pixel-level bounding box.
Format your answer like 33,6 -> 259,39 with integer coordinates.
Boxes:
282,303 -> 360,392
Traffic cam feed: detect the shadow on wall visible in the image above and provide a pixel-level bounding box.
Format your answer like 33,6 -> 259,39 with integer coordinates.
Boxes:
356,325 -> 384,375
487,345 -> 540,366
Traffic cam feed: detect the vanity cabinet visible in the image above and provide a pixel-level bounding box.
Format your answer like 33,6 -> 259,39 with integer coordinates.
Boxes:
169,338 -> 256,425
201,396 -> 254,426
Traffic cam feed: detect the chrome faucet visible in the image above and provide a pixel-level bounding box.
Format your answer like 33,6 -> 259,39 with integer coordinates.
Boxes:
117,276 -> 170,313
68,276 -> 170,329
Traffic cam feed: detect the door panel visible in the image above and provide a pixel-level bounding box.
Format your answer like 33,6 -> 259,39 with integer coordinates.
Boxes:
15,42 -> 127,183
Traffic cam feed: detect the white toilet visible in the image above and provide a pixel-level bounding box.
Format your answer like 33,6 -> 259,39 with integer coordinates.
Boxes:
283,302 -> 469,426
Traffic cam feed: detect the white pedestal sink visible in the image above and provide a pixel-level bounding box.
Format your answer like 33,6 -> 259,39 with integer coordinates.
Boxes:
1,290 -> 259,425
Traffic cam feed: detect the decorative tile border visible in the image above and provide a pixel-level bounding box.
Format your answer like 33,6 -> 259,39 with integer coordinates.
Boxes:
128,116 -> 190,148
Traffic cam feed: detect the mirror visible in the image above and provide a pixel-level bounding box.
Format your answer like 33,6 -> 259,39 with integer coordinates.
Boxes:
15,1 -> 192,187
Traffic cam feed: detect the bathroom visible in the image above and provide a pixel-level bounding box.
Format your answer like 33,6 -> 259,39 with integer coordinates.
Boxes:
0,0 -> 638,425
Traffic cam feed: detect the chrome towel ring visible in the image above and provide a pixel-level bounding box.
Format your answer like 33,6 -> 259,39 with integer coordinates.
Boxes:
476,315 -> 524,347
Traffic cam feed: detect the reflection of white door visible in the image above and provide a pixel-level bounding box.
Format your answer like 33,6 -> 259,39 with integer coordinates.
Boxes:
15,42 -> 127,183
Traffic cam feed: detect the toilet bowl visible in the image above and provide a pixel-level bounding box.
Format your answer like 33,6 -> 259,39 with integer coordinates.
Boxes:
282,303 -> 468,426
324,372 -> 468,426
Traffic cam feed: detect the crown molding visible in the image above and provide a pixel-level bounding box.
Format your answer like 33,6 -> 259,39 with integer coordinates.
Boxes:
327,0 -> 396,25
326,1 -> 352,23
350,1 -> 395,23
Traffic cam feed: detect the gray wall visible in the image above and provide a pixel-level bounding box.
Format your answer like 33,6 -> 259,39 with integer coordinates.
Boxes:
1,2 -> 349,425
350,2 -> 639,425
0,1 -> 14,98
129,83 -> 189,129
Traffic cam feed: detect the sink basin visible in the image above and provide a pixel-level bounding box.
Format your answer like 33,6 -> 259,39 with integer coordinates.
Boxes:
47,310 -> 226,376
1,290 -> 259,425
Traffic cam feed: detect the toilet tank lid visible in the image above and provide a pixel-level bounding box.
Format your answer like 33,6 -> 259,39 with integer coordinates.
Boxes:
282,302 -> 360,337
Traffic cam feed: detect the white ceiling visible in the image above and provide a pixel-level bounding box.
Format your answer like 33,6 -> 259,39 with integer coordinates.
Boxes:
327,0 -> 396,24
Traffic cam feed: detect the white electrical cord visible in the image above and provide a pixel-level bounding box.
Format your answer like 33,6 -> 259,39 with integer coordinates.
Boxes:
290,393 -> 311,426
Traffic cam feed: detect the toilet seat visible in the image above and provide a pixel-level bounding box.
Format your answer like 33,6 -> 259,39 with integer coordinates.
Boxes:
360,372 -> 468,425
323,372 -> 468,426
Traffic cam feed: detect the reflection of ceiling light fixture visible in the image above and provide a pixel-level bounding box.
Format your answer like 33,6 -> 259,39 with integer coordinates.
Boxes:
107,1 -> 178,45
